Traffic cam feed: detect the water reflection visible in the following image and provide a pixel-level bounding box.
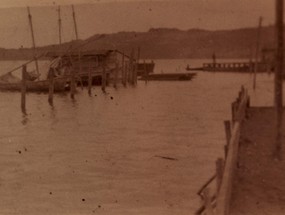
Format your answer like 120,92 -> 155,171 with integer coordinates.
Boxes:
21,112 -> 29,125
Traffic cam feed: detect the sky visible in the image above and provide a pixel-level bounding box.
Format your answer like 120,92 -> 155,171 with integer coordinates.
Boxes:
0,0 -> 275,48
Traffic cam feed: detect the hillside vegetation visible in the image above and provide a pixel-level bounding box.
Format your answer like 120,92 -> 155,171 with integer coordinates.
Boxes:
0,26 -> 275,60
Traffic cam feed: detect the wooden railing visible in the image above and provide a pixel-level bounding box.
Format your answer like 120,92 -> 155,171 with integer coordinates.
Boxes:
195,86 -> 249,215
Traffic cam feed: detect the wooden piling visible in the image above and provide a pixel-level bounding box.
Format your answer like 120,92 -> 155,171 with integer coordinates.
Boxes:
144,60 -> 148,84
102,59 -> 106,92
78,51 -> 83,90
48,68 -> 54,105
88,61 -> 92,95
21,65 -> 27,113
212,52 -> 216,72
113,62 -> 119,88
224,120 -> 231,158
122,53 -> 126,86
70,67 -> 76,99
134,47 -> 140,85
129,49 -> 134,85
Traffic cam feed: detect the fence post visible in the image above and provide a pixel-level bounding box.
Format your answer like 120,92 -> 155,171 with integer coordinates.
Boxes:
21,65 -> 27,113
224,120 -> 231,158
216,158 -> 225,194
48,68 -> 54,105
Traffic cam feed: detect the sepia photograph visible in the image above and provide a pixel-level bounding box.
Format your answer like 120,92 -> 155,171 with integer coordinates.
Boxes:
0,0 -> 284,214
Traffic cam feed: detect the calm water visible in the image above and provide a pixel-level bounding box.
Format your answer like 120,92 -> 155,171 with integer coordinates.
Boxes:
0,59 -> 280,214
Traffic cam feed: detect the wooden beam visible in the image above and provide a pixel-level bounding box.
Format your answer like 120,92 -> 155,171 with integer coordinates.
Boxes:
274,0 -> 284,160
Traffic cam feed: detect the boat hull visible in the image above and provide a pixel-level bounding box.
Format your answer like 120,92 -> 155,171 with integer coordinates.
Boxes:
0,78 -> 67,92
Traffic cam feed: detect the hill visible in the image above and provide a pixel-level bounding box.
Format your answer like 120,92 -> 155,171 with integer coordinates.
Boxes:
0,26 -> 275,60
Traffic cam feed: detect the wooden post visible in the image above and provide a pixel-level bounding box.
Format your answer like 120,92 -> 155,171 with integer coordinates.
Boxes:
27,7 -> 40,80
21,65 -> 27,113
253,17 -> 263,90
78,51 -> 83,90
212,52 -> 216,72
135,47 -> 140,85
88,61 -> 92,95
70,67 -> 76,99
102,58 -> 106,92
122,53 -> 126,86
144,60 -> 148,84
129,49 -> 134,84
216,158 -> 225,194
48,68 -> 54,105
58,5 -> 62,45
274,0 -> 284,160
113,62 -> 119,88
224,120 -> 231,158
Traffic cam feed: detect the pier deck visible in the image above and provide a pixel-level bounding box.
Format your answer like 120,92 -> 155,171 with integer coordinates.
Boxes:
230,107 -> 285,214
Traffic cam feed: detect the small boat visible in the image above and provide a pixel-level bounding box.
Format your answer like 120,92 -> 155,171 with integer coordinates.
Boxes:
0,76 -> 67,92
0,67 -> 67,92
139,72 -> 196,81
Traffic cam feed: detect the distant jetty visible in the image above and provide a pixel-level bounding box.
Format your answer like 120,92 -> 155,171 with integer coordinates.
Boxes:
186,61 -> 272,73
139,72 -> 196,81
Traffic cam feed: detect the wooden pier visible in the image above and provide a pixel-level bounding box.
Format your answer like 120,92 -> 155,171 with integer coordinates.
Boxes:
139,72 -> 196,81
201,62 -> 270,72
195,87 -> 250,215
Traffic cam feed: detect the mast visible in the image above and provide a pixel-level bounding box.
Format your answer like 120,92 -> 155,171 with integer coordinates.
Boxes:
58,6 -> 62,45
72,5 -> 79,40
274,0 -> 283,159
253,16 -> 263,90
71,5 -> 82,78
27,6 -> 40,79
